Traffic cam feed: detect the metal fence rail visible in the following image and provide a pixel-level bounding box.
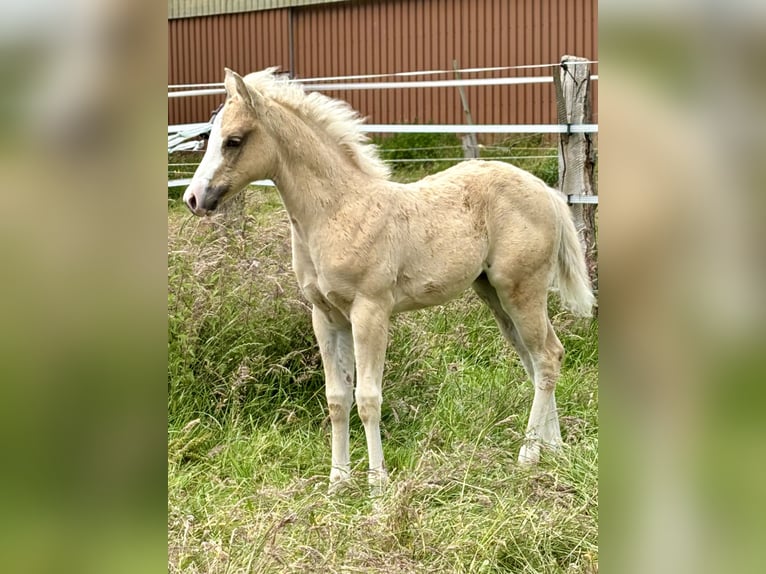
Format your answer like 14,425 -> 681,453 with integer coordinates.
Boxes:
168,62 -> 599,206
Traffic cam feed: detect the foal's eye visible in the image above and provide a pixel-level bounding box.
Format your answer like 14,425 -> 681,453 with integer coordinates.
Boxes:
224,137 -> 242,148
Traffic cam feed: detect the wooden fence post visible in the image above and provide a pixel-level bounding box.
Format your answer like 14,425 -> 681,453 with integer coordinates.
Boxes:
453,60 -> 479,159
555,55 -> 598,292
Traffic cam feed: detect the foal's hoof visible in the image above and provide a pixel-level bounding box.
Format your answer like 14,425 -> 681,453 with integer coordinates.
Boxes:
368,468 -> 389,498
327,479 -> 352,495
518,443 -> 541,465
328,468 -> 352,495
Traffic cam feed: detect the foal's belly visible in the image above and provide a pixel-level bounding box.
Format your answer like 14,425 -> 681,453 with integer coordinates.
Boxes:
393,267 -> 481,313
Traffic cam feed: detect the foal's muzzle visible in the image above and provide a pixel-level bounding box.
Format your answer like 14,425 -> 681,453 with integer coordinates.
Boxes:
182,180 -> 228,216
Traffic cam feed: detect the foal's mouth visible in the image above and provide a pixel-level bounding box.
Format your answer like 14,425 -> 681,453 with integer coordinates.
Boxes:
185,185 -> 230,216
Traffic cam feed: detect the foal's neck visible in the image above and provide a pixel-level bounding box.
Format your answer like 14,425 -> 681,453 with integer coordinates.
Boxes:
268,106 -> 381,234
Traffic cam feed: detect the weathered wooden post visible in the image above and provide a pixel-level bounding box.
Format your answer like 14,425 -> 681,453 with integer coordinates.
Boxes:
453,60 -> 479,159
555,55 -> 598,292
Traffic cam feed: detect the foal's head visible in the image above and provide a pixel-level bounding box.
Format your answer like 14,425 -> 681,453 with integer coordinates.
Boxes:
183,69 -> 279,216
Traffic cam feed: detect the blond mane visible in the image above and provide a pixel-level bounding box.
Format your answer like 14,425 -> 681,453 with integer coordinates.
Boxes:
243,68 -> 390,181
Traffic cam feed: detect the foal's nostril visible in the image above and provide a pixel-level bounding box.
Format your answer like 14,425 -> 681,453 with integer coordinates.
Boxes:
188,194 -> 197,210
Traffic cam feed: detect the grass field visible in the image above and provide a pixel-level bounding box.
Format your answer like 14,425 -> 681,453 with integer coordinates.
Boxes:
168,149 -> 598,573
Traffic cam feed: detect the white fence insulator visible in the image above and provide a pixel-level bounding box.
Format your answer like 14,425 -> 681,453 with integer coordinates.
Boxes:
567,195 -> 599,205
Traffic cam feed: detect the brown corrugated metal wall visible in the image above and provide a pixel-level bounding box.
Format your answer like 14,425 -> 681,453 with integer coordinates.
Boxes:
168,0 -> 597,128
168,9 -> 290,125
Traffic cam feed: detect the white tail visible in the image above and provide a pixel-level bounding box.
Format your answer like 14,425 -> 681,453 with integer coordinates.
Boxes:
550,189 -> 596,317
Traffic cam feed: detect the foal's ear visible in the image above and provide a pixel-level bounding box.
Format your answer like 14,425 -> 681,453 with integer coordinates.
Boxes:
223,68 -> 264,111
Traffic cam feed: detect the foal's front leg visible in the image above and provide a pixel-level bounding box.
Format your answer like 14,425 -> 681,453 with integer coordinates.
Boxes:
312,306 -> 355,490
350,297 -> 391,496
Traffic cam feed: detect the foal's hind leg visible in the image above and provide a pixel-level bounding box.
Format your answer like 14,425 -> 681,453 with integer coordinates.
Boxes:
514,310 -> 565,464
486,274 -> 565,464
518,319 -> 565,462
472,275 -> 535,382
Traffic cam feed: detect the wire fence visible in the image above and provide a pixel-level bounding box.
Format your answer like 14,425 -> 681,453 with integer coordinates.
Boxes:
168,61 -> 597,205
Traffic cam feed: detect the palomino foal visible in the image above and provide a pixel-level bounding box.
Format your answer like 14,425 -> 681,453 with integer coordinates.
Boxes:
183,68 -> 594,494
